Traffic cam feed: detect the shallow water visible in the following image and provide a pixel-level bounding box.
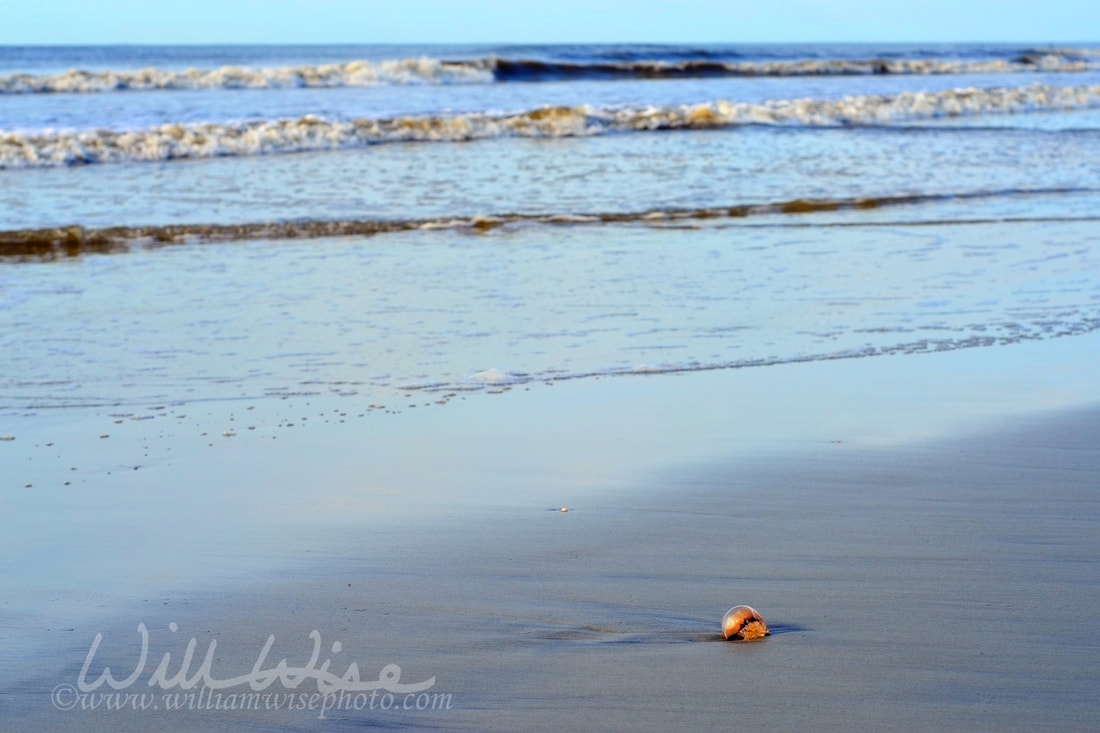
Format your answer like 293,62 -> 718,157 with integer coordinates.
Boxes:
3,215 -> 1098,412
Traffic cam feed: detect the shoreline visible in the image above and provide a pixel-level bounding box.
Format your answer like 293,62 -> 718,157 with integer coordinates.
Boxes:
3,332 -> 1100,730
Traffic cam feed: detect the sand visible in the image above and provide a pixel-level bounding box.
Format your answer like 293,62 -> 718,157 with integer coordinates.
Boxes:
2,333 -> 1100,731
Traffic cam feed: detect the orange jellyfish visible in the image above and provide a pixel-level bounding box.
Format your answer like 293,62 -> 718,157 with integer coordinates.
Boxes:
722,605 -> 769,641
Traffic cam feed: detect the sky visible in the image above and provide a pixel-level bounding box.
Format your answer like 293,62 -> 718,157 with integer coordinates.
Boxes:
0,0 -> 1096,45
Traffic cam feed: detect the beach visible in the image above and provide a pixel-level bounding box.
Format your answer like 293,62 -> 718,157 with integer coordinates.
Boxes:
3,41 -> 1100,730
3,327 -> 1099,731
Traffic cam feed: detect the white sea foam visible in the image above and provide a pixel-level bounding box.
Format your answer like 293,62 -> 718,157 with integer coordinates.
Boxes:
465,368 -> 522,385
2,52 -> 1097,94
3,84 -> 1098,169
698,54 -> 1096,78
0,58 -> 492,94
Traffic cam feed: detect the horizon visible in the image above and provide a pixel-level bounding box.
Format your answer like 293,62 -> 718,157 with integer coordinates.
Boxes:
1,40 -> 1097,46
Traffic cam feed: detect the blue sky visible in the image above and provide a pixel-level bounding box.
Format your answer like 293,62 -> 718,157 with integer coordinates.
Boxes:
0,0 -> 1096,45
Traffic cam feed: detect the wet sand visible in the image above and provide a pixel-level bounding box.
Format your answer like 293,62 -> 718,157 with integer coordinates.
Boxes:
3,334 -> 1100,731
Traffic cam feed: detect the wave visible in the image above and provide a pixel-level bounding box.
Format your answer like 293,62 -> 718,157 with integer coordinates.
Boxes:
424,319 -> 1100,394
0,58 -> 493,94
1022,46 -> 1100,60
2,187 -> 1090,259
2,50 -> 1098,94
2,83 -> 1098,169
485,52 -> 1100,82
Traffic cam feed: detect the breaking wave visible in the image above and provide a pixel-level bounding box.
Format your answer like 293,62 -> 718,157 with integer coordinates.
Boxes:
2,50 -> 1098,94
2,83 -> 1098,169
0,57 -> 493,94
484,51 -> 1100,81
2,187 -> 1090,258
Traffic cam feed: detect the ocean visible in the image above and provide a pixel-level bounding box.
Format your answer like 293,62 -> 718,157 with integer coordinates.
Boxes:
2,42 -> 1100,412
3,42 -> 1100,733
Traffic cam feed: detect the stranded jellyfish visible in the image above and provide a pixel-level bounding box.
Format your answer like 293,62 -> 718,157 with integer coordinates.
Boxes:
722,605 -> 769,641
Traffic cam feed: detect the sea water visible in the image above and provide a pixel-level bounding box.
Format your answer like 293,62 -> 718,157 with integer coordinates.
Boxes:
2,43 -> 1100,412
3,44 -> 1100,718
